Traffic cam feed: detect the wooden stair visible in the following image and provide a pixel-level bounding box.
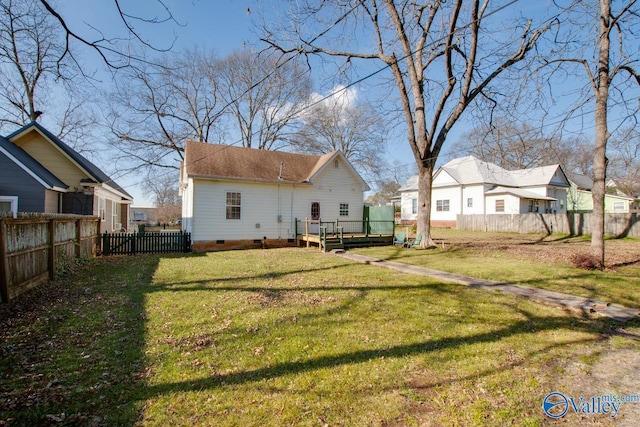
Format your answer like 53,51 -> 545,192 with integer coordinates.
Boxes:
323,237 -> 344,252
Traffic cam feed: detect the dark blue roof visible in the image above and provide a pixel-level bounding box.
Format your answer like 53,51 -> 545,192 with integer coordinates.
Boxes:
0,135 -> 68,190
7,122 -> 133,199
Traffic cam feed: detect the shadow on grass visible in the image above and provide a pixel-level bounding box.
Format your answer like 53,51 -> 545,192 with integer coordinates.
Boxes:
0,255 -> 160,425
1,250 -> 633,425
142,307 -> 606,398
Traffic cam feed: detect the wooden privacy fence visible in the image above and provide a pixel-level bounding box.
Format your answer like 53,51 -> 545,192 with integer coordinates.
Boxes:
101,231 -> 191,255
456,213 -> 640,238
0,216 -> 100,303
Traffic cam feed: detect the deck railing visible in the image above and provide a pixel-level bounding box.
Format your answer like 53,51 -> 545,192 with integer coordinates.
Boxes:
295,218 -> 394,237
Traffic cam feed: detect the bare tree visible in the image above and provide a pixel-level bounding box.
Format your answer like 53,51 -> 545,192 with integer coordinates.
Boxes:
290,86 -> 387,184
263,1 -> 549,247
144,172 -> 181,225
106,48 -> 224,172
37,0 -> 178,71
537,0 -> 640,268
449,117 -> 593,174
216,48 -> 312,150
0,0 -> 68,126
608,127 -> 640,197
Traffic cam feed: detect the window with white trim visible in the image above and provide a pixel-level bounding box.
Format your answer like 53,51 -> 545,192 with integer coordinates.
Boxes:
98,197 -> 106,221
613,202 -> 625,211
339,203 -> 349,216
0,196 -> 18,217
467,198 -> 473,208
112,202 -> 119,230
436,199 -> 450,212
226,192 -> 241,219
411,198 -> 417,214
496,199 -> 505,212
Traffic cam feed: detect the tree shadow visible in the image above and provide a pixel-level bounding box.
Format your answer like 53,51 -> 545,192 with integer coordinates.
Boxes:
140,307 -> 605,399
2,250 -> 634,425
0,255 -> 159,425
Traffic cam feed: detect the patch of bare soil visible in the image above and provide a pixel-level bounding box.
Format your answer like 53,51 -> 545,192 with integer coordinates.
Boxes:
559,338 -> 640,425
437,232 -> 640,268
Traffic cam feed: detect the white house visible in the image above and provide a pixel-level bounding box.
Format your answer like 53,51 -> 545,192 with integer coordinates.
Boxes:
400,156 -> 570,227
180,141 -> 370,251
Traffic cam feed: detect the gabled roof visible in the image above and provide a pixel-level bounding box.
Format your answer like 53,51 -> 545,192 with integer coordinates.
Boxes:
509,164 -> 570,187
401,155 -> 570,191
183,141 -> 369,190
398,175 -> 419,192
0,135 -> 68,191
485,186 -> 557,201
438,156 -> 515,186
567,173 -> 593,191
7,122 -> 132,199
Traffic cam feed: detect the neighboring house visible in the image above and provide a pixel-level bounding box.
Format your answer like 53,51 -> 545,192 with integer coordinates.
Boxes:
180,141 -> 370,251
567,174 -> 635,213
400,156 -> 570,227
1,122 -> 133,231
130,206 -> 157,225
0,135 -> 69,217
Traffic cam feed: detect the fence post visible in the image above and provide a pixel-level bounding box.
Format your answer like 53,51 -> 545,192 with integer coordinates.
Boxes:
48,218 -> 56,280
305,217 -> 310,248
102,232 -> 110,255
75,218 -> 82,258
0,219 -> 8,303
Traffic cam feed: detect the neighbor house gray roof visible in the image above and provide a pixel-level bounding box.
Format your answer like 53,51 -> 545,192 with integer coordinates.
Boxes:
7,122 -> 133,199
0,135 -> 68,191
183,141 -> 369,189
400,156 -> 569,191
485,186 -> 557,201
439,156 -> 516,186
567,173 -> 593,191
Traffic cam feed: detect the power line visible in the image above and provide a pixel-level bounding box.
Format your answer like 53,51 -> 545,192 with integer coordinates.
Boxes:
107,0 -> 638,196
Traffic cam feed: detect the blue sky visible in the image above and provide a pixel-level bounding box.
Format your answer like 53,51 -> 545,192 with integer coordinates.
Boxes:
50,1 -> 637,205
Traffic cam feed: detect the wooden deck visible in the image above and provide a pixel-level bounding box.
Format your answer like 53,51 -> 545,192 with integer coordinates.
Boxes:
295,218 -> 395,252
297,232 -> 393,252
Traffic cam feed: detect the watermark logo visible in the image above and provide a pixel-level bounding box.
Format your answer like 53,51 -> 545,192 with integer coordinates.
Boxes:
543,391 -> 639,419
542,392 -> 569,419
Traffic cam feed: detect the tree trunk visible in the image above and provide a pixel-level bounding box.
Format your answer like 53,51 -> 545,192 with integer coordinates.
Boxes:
591,0 -> 611,269
417,162 -> 437,249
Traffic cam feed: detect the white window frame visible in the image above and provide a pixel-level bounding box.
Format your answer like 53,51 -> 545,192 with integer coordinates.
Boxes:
467,198 -> 473,208
112,202 -> 119,230
98,197 -> 106,221
339,203 -> 349,216
436,199 -> 450,212
411,198 -> 417,215
0,196 -> 18,217
496,199 -> 505,213
613,201 -> 625,211
226,192 -> 242,220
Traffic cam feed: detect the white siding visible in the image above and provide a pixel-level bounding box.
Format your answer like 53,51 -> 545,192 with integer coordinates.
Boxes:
431,186 -> 460,221
486,194 -> 520,214
182,177 -> 194,233
433,170 -> 458,186
461,185 -> 486,215
189,156 -> 366,242
400,190 -> 418,221
307,156 -> 366,222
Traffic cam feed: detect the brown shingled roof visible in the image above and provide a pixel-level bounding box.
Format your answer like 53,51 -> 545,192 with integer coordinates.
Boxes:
184,141 -> 335,183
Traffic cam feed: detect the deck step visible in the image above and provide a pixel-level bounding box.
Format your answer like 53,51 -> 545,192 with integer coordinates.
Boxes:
323,238 -> 344,252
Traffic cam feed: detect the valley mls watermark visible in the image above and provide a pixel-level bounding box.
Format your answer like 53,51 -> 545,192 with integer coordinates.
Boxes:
543,391 -> 640,419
